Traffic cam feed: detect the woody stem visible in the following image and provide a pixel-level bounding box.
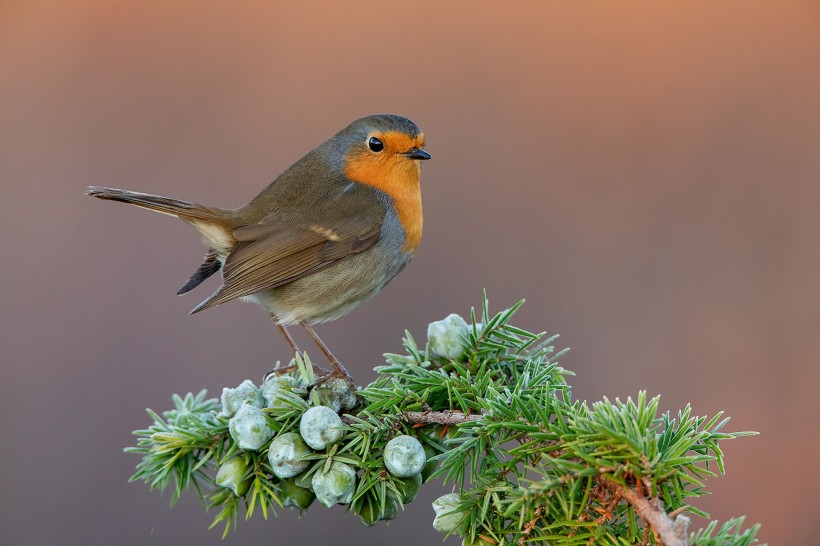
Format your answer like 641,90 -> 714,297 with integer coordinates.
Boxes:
400,410 -> 691,546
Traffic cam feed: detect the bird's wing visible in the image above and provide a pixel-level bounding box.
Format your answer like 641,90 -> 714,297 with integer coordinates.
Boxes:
190,186 -> 385,313
177,248 -> 222,295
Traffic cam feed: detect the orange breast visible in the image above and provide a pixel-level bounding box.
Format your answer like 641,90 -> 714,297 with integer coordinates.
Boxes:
343,138 -> 424,252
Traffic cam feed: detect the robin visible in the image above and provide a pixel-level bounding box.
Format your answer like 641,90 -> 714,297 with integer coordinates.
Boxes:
86,113 -> 430,381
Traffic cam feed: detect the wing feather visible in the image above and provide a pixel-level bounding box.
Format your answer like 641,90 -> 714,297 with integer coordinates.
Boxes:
190,185 -> 386,314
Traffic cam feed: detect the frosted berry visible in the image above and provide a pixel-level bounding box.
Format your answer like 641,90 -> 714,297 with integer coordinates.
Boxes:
311,461 -> 356,507
267,432 -> 311,479
299,406 -> 344,450
427,314 -> 470,359
228,404 -> 273,451
384,435 -> 426,478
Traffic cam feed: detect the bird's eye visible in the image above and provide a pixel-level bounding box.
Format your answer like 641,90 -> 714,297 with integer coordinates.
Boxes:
368,136 -> 384,152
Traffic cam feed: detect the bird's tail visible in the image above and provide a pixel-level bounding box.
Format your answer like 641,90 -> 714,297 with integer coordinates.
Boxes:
85,186 -> 226,220
86,186 -> 237,253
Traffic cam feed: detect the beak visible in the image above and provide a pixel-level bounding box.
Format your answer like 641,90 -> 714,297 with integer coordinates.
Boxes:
404,147 -> 431,160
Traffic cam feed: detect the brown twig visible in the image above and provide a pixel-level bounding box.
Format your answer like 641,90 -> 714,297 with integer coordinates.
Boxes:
401,411 -> 691,544
519,506 -> 545,546
401,410 -> 485,425
598,477 -> 691,546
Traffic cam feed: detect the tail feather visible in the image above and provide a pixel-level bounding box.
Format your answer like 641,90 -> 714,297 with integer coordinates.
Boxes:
86,185 -> 237,254
85,186 -> 224,221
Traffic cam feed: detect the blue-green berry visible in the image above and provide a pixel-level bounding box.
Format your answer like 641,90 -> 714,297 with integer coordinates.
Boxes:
259,375 -> 299,409
427,314 -> 470,359
421,441 -> 440,481
392,472 -> 422,503
299,406 -> 344,450
221,379 -> 263,417
314,377 -> 357,413
267,432 -> 311,479
384,435 -> 426,478
228,404 -> 273,451
215,457 -> 251,497
356,498 -> 398,526
311,461 -> 356,507
432,493 -> 468,534
280,477 -> 315,511
294,471 -> 313,491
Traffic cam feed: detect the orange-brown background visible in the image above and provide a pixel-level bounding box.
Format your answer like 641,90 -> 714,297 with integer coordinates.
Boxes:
1,2 -> 818,544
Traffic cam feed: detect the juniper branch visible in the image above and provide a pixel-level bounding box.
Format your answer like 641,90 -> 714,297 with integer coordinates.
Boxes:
402,411 -> 485,425
599,476 -> 691,546
125,295 -> 763,545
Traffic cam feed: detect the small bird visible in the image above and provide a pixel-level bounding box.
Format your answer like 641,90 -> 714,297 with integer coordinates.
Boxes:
87,114 -> 430,381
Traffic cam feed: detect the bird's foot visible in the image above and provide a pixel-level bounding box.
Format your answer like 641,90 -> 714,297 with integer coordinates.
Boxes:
308,359 -> 362,412
313,359 -> 356,390
262,359 -> 331,384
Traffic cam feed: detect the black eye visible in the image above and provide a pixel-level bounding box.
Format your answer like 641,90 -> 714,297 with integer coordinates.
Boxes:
368,136 -> 384,152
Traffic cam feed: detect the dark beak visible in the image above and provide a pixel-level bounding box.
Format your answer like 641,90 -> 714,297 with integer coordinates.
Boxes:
404,147 -> 431,160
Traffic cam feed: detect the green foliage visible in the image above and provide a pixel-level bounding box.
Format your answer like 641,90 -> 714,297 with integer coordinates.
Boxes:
127,296 -> 763,544
690,518 -> 762,546
126,391 -> 225,506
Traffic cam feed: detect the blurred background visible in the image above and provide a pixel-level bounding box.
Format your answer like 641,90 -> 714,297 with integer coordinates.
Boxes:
1,1 -> 818,544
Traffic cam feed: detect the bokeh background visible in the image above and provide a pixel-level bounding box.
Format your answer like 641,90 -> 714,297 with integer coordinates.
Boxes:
2,2 -> 818,544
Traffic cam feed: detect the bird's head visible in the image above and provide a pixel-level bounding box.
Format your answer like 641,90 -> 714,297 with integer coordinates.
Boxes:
332,114 -> 430,194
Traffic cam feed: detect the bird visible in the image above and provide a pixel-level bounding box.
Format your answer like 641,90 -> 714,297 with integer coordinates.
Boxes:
86,113 -> 430,382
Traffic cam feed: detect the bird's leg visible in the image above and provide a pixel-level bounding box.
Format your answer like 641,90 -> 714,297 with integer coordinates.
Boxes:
263,321 -> 328,382
277,323 -> 300,354
300,321 -> 356,388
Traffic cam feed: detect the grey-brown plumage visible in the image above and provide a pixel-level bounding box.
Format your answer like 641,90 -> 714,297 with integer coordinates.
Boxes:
86,114 -> 428,328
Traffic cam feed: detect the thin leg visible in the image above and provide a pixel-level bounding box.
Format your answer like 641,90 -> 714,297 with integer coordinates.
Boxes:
277,323 -> 300,354
263,322 -> 301,383
300,321 -> 354,384
264,321 -> 330,382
